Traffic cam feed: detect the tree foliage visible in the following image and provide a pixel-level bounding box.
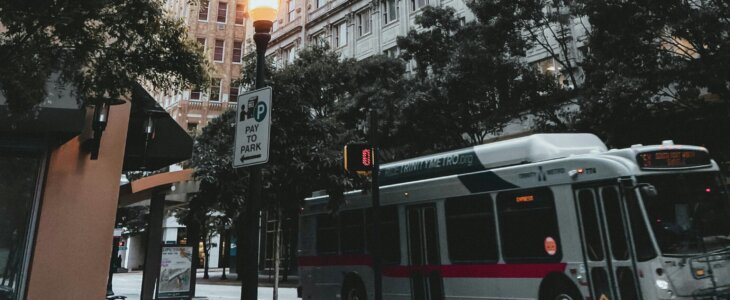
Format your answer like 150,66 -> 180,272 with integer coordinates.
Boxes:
0,0 -> 209,113
577,0 -> 730,159
190,44 -> 406,217
397,5 -> 567,149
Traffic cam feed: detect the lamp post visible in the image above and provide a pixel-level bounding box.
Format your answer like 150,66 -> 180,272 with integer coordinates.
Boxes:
241,1 -> 277,299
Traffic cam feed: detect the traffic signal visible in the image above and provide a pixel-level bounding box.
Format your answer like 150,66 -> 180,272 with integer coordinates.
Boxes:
344,143 -> 375,172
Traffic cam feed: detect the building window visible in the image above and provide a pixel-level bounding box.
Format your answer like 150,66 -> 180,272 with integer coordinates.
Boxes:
384,46 -> 398,58
283,46 -> 297,65
357,9 -> 371,37
272,18 -> 279,31
197,37 -> 206,52
217,1 -> 228,23
316,0 -> 326,8
187,122 -> 199,132
198,0 -> 209,21
334,22 -> 347,48
411,0 -> 426,11
533,57 -> 568,88
311,32 -> 327,46
383,0 -> 398,24
235,4 -> 245,25
229,81 -> 240,101
209,78 -> 221,101
190,88 -> 201,100
0,149 -> 44,300
288,0 -> 296,22
232,41 -> 243,63
214,39 -> 224,62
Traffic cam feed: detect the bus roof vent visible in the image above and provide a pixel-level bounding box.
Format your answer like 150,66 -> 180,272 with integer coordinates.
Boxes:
662,140 -> 675,146
472,133 -> 607,169
631,144 -> 643,148
379,133 -> 607,186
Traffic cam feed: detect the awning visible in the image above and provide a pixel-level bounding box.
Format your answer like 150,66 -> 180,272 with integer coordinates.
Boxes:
122,84 -> 193,171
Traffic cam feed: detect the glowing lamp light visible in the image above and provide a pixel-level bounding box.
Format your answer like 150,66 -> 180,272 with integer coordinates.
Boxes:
249,0 -> 279,23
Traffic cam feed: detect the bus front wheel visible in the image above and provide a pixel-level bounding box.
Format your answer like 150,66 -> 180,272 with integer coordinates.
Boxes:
539,275 -> 582,300
341,275 -> 367,300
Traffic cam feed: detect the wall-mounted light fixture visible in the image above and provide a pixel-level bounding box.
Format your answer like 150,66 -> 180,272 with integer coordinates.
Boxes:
140,107 -> 168,169
82,98 -> 126,160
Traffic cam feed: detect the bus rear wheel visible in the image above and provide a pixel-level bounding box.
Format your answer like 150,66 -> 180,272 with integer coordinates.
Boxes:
342,277 -> 367,300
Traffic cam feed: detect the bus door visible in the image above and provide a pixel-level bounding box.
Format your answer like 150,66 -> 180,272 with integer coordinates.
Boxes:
405,204 -> 443,300
574,185 -> 642,300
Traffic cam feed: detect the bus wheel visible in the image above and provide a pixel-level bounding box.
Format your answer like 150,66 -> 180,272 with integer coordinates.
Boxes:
342,276 -> 367,300
542,283 -> 581,300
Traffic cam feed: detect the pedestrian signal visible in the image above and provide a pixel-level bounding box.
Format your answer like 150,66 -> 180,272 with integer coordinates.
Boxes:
344,143 -> 375,172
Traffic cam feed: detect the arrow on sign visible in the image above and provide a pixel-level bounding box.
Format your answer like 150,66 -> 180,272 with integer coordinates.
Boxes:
241,154 -> 262,162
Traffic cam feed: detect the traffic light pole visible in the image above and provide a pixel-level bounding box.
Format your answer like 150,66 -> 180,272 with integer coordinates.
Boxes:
370,110 -> 383,300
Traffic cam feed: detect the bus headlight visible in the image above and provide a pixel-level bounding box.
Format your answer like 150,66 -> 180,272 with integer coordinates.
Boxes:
656,279 -> 669,290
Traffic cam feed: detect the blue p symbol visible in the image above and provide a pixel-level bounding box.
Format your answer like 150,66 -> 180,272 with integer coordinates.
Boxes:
254,102 -> 267,122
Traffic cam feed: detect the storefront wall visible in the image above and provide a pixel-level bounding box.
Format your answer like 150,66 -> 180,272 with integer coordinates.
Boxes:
25,102 -> 131,299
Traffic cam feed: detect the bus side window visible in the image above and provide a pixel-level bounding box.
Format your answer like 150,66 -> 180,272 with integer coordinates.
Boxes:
445,194 -> 498,263
497,187 -> 562,263
341,209 -> 366,254
316,214 -> 339,255
367,206 -> 400,264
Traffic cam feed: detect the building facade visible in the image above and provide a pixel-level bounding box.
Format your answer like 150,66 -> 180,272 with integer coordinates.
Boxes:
159,0 -> 248,132
254,0 -> 589,89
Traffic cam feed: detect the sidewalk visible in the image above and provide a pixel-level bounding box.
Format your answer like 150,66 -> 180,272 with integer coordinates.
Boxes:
111,269 -> 299,300
194,268 -> 299,288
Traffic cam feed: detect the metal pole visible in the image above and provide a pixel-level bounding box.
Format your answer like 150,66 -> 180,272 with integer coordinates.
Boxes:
240,20 -> 272,300
141,190 -> 165,300
370,110 -> 383,300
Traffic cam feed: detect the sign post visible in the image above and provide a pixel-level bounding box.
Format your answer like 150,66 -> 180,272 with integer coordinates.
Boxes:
234,87 -> 272,168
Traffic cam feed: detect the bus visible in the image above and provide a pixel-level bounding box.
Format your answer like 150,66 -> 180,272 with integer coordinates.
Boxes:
297,133 -> 730,300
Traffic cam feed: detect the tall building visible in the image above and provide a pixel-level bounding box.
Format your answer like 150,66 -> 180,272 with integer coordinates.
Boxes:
159,0 -> 248,133
253,0 -> 589,89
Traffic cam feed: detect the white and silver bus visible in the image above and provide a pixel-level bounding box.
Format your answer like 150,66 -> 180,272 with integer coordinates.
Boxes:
298,133 -> 730,300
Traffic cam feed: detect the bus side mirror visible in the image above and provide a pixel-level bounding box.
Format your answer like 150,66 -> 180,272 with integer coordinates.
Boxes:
639,184 -> 658,198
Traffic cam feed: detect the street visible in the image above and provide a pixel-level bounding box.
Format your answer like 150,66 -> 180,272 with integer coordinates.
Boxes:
111,271 -> 299,300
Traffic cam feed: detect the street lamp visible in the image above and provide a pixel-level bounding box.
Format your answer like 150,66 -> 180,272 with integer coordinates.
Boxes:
240,1 -> 277,300
249,0 -> 278,89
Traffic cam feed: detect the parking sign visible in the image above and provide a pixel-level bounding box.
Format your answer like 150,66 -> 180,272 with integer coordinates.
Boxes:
233,87 -> 272,168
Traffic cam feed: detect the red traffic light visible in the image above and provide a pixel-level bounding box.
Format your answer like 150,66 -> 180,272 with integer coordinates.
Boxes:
344,143 -> 375,172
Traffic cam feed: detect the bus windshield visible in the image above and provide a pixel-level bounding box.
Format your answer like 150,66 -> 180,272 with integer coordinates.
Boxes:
638,172 -> 730,256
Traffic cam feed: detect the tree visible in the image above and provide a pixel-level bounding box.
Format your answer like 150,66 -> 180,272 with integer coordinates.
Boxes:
521,0 -> 588,90
0,0 -> 208,113
397,5 -> 566,150
577,0 -> 730,160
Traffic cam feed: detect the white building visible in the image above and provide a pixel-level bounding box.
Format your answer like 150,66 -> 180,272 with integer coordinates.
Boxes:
252,0 -> 589,89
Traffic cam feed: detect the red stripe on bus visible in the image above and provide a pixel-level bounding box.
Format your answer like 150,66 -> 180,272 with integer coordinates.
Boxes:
381,263 -> 567,278
298,256 -> 566,279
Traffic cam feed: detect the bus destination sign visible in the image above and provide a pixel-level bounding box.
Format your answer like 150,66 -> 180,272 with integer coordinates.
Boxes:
636,150 -> 711,169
